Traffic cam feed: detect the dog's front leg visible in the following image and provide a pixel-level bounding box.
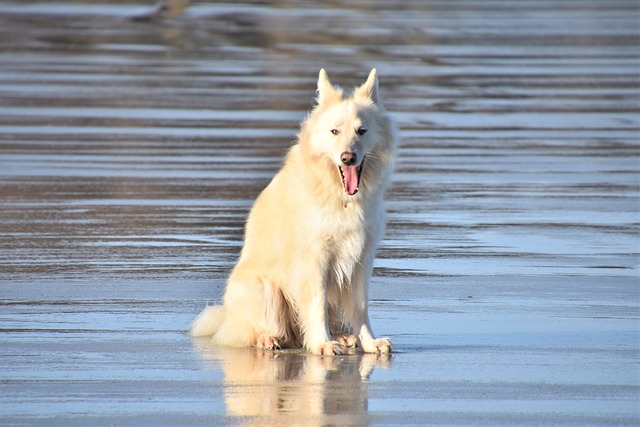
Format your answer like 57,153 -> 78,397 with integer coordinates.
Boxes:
346,266 -> 392,354
297,279 -> 344,356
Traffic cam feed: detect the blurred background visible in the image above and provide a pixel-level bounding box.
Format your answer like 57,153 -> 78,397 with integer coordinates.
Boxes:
0,0 -> 637,282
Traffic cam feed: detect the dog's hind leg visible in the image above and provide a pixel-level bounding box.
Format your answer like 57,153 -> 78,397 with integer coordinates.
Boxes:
256,333 -> 281,350
327,296 -> 357,348
257,278 -> 294,349
332,332 -> 357,348
217,276 -> 294,349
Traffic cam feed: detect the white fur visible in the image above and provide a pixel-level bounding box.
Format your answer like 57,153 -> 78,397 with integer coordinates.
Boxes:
191,69 -> 397,355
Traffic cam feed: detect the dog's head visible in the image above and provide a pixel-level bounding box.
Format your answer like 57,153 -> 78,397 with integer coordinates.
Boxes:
301,69 -> 393,196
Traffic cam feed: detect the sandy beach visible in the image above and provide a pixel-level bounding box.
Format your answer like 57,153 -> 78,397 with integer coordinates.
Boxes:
0,1 -> 638,425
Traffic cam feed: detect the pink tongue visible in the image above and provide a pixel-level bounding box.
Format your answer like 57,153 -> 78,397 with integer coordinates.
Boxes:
342,166 -> 359,195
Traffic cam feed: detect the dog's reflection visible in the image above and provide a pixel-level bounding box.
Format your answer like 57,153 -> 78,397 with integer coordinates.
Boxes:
193,339 -> 391,424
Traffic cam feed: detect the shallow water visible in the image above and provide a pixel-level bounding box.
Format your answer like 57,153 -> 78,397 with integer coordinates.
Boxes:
1,1 -> 639,425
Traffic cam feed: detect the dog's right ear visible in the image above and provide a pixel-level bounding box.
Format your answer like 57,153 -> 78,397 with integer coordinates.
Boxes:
316,69 -> 342,105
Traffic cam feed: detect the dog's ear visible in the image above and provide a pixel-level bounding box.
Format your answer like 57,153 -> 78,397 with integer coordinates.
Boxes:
316,69 -> 342,105
355,68 -> 379,103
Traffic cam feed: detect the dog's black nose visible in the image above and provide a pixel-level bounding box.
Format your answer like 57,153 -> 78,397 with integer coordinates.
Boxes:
340,152 -> 357,166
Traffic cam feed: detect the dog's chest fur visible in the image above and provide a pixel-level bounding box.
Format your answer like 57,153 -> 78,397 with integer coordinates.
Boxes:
321,202 -> 377,289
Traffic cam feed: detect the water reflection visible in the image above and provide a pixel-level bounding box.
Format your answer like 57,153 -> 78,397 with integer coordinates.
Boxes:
193,338 -> 391,425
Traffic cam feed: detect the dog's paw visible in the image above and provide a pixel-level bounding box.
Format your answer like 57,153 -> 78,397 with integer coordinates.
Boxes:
362,337 -> 392,354
256,334 -> 281,350
332,332 -> 357,348
311,341 -> 344,356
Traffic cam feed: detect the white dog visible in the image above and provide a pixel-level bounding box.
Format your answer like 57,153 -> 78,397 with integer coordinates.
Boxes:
191,69 -> 397,355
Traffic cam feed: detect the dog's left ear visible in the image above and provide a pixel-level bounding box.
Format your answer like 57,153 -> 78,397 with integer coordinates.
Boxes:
355,68 -> 379,103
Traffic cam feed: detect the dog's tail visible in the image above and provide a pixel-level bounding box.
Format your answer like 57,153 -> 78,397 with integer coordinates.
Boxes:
190,305 -> 225,337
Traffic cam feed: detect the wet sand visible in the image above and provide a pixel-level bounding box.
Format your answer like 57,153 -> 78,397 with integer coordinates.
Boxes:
0,1 -> 638,425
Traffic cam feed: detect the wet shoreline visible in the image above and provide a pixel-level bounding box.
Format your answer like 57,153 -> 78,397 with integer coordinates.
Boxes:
1,1 -> 638,425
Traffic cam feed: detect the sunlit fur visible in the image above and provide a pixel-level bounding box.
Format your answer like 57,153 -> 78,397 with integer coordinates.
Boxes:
191,69 -> 397,355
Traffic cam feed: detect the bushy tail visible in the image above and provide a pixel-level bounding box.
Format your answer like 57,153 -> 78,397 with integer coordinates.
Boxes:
190,305 -> 225,337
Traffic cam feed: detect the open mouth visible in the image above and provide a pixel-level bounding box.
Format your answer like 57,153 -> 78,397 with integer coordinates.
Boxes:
338,157 -> 364,196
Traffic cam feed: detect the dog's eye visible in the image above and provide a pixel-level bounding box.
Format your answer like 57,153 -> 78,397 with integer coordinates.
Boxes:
330,129 -> 340,135
357,127 -> 367,135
